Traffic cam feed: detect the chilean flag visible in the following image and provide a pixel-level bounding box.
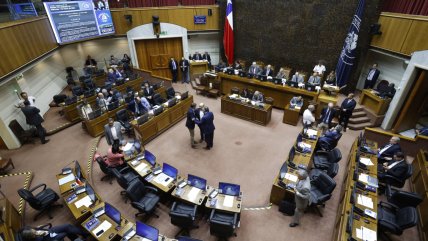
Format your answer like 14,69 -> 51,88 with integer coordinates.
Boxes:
223,0 -> 234,65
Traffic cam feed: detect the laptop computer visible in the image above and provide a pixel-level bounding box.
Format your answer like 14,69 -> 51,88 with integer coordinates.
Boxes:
136,221 -> 158,241
137,113 -> 149,125
181,91 -> 189,100
153,106 -> 164,116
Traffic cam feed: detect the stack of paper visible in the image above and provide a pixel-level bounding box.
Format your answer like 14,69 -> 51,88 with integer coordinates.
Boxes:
357,194 -> 374,209
187,187 -> 200,200
223,195 -> 234,208
135,162 -> 148,172
92,221 -> 112,237
58,174 -> 75,185
284,173 -> 298,182
360,157 -> 374,166
358,173 -> 369,184
154,173 -> 174,186
75,196 -> 92,208
306,129 -> 318,136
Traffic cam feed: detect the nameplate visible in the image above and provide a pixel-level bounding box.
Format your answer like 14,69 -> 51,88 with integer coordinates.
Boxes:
194,15 -> 206,24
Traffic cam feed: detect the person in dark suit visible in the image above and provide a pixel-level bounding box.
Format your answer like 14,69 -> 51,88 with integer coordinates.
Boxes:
240,88 -> 253,99
127,97 -> 147,117
195,107 -> 215,150
248,62 -> 261,75
378,152 -> 408,181
192,52 -> 202,61
262,64 -> 273,77
318,125 -> 342,150
186,103 -> 197,148
21,101 -> 49,144
416,127 -> 428,136
169,57 -> 178,83
379,83 -> 396,99
84,55 -> 97,67
378,136 -> 401,161
104,118 -> 124,145
179,57 -> 190,83
20,223 -> 88,241
195,103 -> 205,143
142,82 -> 154,104
233,60 -> 242,70
202,51 -> 211,68
106,68 -> 117,84
318,103 -> 336,132
364,63 -> 380,89
339,93 -> 356,131
252,91 -> 264,102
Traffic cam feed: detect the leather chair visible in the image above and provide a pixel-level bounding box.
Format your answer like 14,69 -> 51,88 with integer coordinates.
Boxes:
111,166 -> 139,203
378,201 -> 418,239
381,164 -> 412,188
153,93 -> 165,106
309,171 -> 336,217
209,209 -> 239,240
17,184 -> 63,221
169,201 -> 199,237
115,109 -> 132,137
84,79 -> 96,91
317,133 -> 342,151
126,179 -> 160,220
71,86 -> 84,96
309,162 -> 339,179
265,97 -> 274,105
313,148 -> 342,170
385,185 -> 422,208
95,156 -> 114,184
231,87 -> 240,95
166,87 -> 176,99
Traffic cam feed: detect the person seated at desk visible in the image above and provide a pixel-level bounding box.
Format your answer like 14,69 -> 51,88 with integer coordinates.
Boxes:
107,68 -> 117,84
192,52 -> 202,61
233,60 -> 242,70
20,223 -> 88,241
378,152 -> 408,182
325,71 -> 336,85
318,125 -> 343,148
122,54 -> 131,65
80,100 -> 93,120
303,105 -> 315,128
142,82 -> 155,103
215,60 -> 227,72
112,67 -> 123,80
128,96 -> 149,117
290,96 -> 303,108
416,126 -> 428,136
378,136 -> 401,161
378,83 -> 396,99
290,72 -> 304,84
313,61 -> 326,76
307,73 -> 321,86
240,88 -> 253,99
84,55 -> 97,67
248,62 -> 261,75
252,91 -> 264,102
276,68 -> 287,79
105,142 -> 126,169
318,102 -> 336,132
110,89 -> 123,103
109,55 -> 120,66
261,64 -> 273,77
96,93 -> 109,112
104,118 -> 125,145
203,51 -> 211,68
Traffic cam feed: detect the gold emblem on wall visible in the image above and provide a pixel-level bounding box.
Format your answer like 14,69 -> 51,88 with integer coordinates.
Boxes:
150,54 -> 169,69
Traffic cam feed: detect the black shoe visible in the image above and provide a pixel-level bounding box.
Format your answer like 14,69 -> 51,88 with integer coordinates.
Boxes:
204,146 -> 210,150
289,223 -> 299,227
42,139 -> 50,144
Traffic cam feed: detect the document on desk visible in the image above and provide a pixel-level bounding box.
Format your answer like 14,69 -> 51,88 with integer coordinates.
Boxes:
154,173 -> 174,186
135,162 -> 148,172
75,195 -> 92,208
187,187 -> 200,200
92,220 -> 112,237
122,143 -> 133,152
223,195 -> 234,208
358,173 -> 369,184
58,174 -> 75,185
357,194 -> 374,209
306,129 -> 317,136
284,173 -> 298,182
361,226 -> 377,241
360,157 -> 374,166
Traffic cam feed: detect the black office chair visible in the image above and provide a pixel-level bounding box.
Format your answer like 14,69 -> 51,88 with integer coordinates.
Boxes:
71,86 -> 84,96
317,133 -> 342,151
309,162 -> 339,179
111,167 -> 139,203
17,223 -> 54,241
313,148 -> 342,171
385,185 -> 422,208
380,164 -> 412,189
153,93 -> 166,106
126,179 -> 160,220
116,109 -> 132,137
209,209 -> 239,240
309,171 -> 336,217
169,201 -> 199,238
166,87 -> 177,99
17,184 -> 63,221
125,86 -> 134,96
377,201 -> 418,240
84,78 -> 96,91
231,87 -> 240,95
95,155 -> 114,184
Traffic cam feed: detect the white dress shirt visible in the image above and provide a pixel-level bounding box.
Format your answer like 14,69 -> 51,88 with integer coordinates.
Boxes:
313,65 -> 326,75
110,126 -> 118,140
18,96 -> 36,107
303,109 -> 315,125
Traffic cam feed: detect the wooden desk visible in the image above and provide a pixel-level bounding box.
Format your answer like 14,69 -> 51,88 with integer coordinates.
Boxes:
146,171 -> 179,193
283,104 -> 301,126
84,104 -> 127,137
219,73 -> 319,109
410,150 -> 428,241
0,198 -> 22,241
171,179 -> 213,206
190,61 -> 208,77
63,185 -> 102,221
221,96 -> 272,126
205,193 -> 242,213
56,172 -> 78,195
127,159 -> 153,177
359,89 -> 391,115
316,92 -> 338,118
132,96 -> 193,144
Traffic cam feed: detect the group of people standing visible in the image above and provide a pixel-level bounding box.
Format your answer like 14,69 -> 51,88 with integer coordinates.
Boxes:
169,51 -> 211,84
185,103 -> 215,150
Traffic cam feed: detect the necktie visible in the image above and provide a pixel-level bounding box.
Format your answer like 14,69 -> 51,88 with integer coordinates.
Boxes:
172,61 -> 176,70
324,109 -> 330,123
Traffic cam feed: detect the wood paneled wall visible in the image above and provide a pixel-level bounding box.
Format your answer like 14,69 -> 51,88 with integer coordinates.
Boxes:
371,12 -> 428,55
0,17 -> 58,79
111,6 -> 219,35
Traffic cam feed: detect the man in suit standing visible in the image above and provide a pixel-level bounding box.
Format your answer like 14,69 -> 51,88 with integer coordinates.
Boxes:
339,93 -> 357,131
179,57 -> 190,84
196,107 -> 215,150
202,51 -> 211,69
378,152 -> 408,182
169,57 -> 178,83
290,169 -> 311,227
262,64 -> 273,77
193,52 -> 202,61
378,136 -> 401,161
21,101 -> 49,144
195,103 -> 205,143
364,63 -> 380,89
186,103 -> 197,148
303,105 -> 316,128
104,118 -> 124,145
318,102 -> 336,132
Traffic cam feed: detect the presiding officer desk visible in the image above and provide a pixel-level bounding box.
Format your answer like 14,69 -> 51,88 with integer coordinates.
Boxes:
270,128 -> 320,205
221,95 -> 272,126
218,72 -> 319,109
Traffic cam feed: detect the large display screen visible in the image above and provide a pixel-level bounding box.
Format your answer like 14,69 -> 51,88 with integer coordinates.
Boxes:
11,3 -> 38,20
43,0 -> 115,44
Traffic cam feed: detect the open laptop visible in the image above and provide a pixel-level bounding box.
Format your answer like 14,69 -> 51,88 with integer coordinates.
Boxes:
187,174 -> 207,190
135,221 -> 158,241
218,182 -> 240,196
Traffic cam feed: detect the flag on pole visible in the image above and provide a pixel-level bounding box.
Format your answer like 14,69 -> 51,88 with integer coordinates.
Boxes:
223,0 -> 234,65
335,0 -> 365,87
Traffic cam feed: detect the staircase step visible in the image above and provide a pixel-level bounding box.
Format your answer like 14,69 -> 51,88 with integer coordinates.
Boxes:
348,122 -> 372,130
354,107 -> 364,112
349,116 -> 371,124
352,111 -> 366,118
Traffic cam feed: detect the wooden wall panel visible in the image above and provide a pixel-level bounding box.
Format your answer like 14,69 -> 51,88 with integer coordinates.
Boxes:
370,15 -> 412,53
401,20 -> 428,55
0,17 -> 57,78
111,6 -> 220,35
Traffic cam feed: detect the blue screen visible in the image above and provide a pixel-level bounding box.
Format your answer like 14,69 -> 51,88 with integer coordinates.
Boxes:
43,0 -> 115,44
144,150 -> 156,166
188,174 -> 206,190
162,163 -> 177,179
75,161 -> 83,180
104,203 -> 121,225
136,221 -> 158,241
219,182 -> 240,196
12,3 -> 38,20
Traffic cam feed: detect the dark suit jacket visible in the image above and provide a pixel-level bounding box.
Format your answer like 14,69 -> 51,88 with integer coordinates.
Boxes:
262,68 -> 273,77
142,87 -> 154,97
193,54 -> 202,60
378,143 -> 401,158
186,108 -> 196,129
340,98 -> 356,115
21,106 -> 44,125
320,107 -> 336,124
319,130 -> 341,145
202,54 -> 211,62
196,112 -> 215,134
169,60 -> 178,71
127,100 -> 147,115
240,90 -> 253,99
179,59 -> 189,72
107,72 -> 117,83
385,161 -> 408,179
367,68 -> 380,82
419,127 -> 428,136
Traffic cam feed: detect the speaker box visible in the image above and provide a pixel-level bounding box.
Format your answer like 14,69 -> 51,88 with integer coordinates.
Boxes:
124,15 -> 132,24
208,9 -> 212,16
